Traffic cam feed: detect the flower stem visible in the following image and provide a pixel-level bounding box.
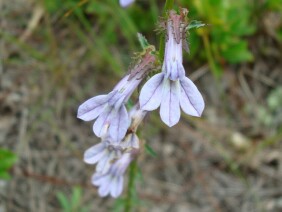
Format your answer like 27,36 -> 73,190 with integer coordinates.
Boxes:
124,160 -> 138,212
159,0 -> 175,62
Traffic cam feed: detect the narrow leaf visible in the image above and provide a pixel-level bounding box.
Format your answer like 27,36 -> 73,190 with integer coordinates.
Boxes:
137,33 -> 150,49
56,192 -> 71,212
145,144 -> 157,157
187,20 -> 207,30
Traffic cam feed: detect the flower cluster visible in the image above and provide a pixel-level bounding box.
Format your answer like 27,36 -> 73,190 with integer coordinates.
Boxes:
83,104 -> 145,197
78,8 -> 205,198
78,48 -> 154,198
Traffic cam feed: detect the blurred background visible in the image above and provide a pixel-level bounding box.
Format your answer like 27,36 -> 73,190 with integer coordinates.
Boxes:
1,0 -> 282,211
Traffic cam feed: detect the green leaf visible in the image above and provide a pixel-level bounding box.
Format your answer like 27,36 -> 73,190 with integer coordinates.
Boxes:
137,33 -> 150,49
56,192 -> 71,212
221,41 -> 253,63
187,20 -> 207,30
145,144 -> 157,157
71,187 -> 82,209
0,149 -> 17,180
0,172 -> 11,180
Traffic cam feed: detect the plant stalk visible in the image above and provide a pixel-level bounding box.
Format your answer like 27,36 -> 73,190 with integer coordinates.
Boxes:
124,160 -> 138,212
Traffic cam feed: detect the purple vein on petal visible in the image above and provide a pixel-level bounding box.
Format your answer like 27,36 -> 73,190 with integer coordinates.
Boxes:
160,79 -> 181,127
77,94 -> 109,121
179,77 -> 204,117
139,73 -> 164,111
93,107 -> 113,137
109,105 -> 129,143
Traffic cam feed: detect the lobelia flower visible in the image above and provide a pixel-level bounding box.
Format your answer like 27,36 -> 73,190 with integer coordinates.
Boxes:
119,0 -> 135,8
77,47 -> 156,142
84,138 -> 123,174
85,132 -> 139,198
92,152 -> 135,198
139,9 -> 205,127
84,103 -> 145,198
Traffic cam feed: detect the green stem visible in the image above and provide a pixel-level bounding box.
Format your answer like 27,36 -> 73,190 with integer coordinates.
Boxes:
159,0 -> 175,62
202,32 -> 220,78
124,160 -> 138,212
163,0 -> 175,15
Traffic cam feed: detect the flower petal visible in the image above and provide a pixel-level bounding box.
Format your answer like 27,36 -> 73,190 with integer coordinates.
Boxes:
179,77 -> 205,117
109,105 -> 129,142
177,62 -> 185,79
98,176 -> 111,197
77,94 -> 108,121
160,79 -> 181,127
139,73 -> 164,111
92,173 -> 106,186
93,107 -> 113,137
110,176 -> 123,198
95,150 -> 111,173
108,91 -> 123,107
119,0 -> 135,7
84,142 -> 107,164
169,61 -> 178,81
96,149 -> 121,174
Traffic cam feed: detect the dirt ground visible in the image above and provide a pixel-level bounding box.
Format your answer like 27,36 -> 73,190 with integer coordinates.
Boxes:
1,1 -> 282,212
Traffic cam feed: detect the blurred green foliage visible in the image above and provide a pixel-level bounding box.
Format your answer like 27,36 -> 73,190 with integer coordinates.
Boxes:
0,149 -> 17,179
145,143 -> 157,158
3,0 -> 280,79
40,0 -> 280,78
180,0 -> 256,76
56,187 -> 89,212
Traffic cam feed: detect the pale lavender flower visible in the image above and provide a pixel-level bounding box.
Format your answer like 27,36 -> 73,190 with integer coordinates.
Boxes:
83,103 -> 146,198
84,139 -> 123,174
92,152 -> 133,198
139,10 -> 205,127
119,0 -> 135,7
77,49 -> 156,142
